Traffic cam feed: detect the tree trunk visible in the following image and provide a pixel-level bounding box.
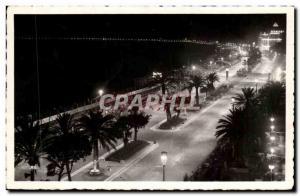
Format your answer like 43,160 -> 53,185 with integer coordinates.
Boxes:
166,105 -> 172,121
123,136 -> 128,147
195,87 -> 199,105
162,83 -> 166,95
93,140 -> 99,169
188,89 -> 192,96
123,131 -> 129,147
30,168 -> 35,181
58,165 -> 64,181
134,128 -> 138,141
65,161 -> 72,181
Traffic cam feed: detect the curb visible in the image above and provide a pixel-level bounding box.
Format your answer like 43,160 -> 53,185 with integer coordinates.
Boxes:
105,141 -> 159,181
61,142 -> 125,181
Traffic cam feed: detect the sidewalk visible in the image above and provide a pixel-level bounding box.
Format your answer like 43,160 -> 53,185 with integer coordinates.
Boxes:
67,141 -> 159,181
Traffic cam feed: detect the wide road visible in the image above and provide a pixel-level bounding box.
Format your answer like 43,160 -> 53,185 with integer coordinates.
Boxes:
112,55 -> 283,181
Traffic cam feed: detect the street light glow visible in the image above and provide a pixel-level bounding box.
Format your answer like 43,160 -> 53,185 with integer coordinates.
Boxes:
161,151 -> 168,166
98,89 -> 104,96
270,136 -> 276,141
270,148 -> 275,154
270,125 -> 275,130
268,164 -> 275,171
192,65 -> 196,70
270,117 -> 275,122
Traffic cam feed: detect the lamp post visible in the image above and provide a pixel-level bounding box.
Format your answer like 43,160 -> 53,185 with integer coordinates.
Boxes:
270,147 -> 275,156
270,125 -> 275,132
226,68 -> 229,80
268,164 -> 275,181
192,65 -> 196,71
161,151 -> 168,181
254,79 -> 258,93
209,61 -> 213,70
98,89 -> 104,97
270,135 -> 276,142
231,98 -> 235,110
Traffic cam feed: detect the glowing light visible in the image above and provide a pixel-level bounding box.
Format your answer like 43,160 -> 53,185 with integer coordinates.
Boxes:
270,117 -> 275,122
98,89 -> 104,96
270,136 -> 276,141
268,164 -> 275,170
192,65 -> 196,70
161,151 -> 168,165
270,125 -> 275,130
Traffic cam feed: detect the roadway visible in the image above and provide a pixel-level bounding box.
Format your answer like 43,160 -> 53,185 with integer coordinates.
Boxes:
111,54 -> 282,181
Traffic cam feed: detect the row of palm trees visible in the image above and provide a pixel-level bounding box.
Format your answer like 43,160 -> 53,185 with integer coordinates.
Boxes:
152,68 -> 220,121
187,81 -> 285,181
215,81 -> 286,168
184,72 -> 220,105
15,107 -> 151,181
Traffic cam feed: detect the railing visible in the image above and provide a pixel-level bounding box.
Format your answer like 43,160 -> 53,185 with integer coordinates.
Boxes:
39,84 -> 161,125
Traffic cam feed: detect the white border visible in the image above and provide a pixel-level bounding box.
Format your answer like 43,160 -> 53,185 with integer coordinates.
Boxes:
5,6 -> 294,190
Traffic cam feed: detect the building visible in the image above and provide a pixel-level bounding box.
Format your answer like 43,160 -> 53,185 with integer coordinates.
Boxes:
259,22 -> 285,51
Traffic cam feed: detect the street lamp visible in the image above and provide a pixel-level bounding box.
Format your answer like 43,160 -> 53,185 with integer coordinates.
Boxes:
270,136 -> 276,142
161,151 -> 168,181
231,98 -> 235,110
254,79 -> 258,93
226,68 -> 229,80
90,160 -> 100,175
98,89 -> 104,97
270,147 -> 275,155
192,65 -> 196,70
270,125 -> 275,131
270,117 -> 275,122
268,164 -> 275,181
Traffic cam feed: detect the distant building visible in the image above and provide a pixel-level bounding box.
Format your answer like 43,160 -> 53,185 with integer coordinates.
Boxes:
259,22 -> 284,51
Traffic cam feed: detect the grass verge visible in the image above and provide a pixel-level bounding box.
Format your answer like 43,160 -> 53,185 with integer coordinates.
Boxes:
106,140 -> 149,162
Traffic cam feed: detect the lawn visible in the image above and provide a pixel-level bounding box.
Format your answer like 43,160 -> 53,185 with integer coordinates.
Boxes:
106,140 -> 149,162
159,116 -> 186,130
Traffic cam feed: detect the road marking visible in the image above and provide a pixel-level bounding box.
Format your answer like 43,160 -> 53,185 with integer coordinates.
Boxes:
105,142 -> 159,181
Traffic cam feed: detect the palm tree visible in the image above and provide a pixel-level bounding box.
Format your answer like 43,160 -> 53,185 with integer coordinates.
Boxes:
257,81 -> 285,116
46,113 -> 91,181
215,108 -> 246,163
15,117 -> 51,181
152,70 -> 178,121
128,107 -> 151,141
232,87 -> 257,109
78,111 -> 117,171
189,74 -> 206,105
113,115 -> 132,147
206,72 -> 220,91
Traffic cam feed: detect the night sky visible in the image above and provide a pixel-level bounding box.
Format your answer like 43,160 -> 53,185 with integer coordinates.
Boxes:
14,14 -> 286,117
